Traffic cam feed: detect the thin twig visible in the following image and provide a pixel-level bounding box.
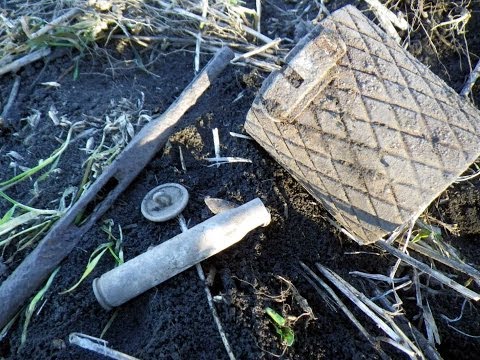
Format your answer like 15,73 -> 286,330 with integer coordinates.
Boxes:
0,48 -> 51,77
299,262 -> 389,360
231,38 -> 281,63
196,263 -> 236,360
177,215 -> 236,360
377,241 -> 480,301
1,76 -> 21,125
461,59 -> 480,97
69,333 -> 139,360
29,8 -> 82,39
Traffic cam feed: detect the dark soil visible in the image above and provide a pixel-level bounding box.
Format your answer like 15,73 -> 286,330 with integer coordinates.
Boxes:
1,1 -> 480,359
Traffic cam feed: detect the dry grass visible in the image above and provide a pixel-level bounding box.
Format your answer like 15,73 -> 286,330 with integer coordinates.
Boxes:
0,0 -> 296,75
385,0 -> 473,69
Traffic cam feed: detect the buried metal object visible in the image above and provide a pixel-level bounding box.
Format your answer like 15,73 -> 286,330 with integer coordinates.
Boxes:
93,198 -> 271,310
245,5 -> 480,244
141,183 -> 189,222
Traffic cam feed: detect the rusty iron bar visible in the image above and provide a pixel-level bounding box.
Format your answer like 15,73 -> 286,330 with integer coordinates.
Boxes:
0,47 -> 235,329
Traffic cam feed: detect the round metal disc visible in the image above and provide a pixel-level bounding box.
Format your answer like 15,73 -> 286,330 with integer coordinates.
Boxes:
141,183 -> 189,222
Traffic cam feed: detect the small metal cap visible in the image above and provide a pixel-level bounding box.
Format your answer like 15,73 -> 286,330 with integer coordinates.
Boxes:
141,183 -> 189,222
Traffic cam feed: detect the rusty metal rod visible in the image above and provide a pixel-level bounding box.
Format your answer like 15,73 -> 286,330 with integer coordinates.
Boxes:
0,47 -> 234,329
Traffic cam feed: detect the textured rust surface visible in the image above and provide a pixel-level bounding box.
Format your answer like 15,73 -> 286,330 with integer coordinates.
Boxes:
245,5 -> 480,244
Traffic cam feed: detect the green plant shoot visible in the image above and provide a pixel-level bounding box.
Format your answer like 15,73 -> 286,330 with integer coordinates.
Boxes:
60,242 -> 112,294
21,267 -> 60,346
60,220 -> 124,294
265,307 -> 295,347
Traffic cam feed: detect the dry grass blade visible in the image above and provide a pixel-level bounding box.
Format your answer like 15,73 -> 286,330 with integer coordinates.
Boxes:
1,75 -> 21,124
0,48 -> 51,77
377,241 -> 480,301
69,332 -> 139,360
461,59 -> 480,97
404,240 -> 480,285
315,263 -> 426,359
299,262 -> 389,359
0,0 -> 287,75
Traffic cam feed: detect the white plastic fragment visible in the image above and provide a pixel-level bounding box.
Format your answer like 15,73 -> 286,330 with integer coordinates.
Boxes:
212,127 -> 221,167
205,156 -> 252,166
229,132 -> 252,140
40,82 -> 61,88
207,128 -> 251,166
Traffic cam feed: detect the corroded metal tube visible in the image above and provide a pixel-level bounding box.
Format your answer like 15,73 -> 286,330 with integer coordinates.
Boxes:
93,198 -> 270,310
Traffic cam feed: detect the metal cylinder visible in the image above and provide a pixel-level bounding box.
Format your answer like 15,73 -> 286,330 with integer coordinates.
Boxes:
93,198 -> 271,310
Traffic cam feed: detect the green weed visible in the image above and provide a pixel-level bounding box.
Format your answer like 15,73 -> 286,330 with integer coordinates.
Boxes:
265,307 -> 295,347
60,219 -> 124,294
21,267 -> 60,347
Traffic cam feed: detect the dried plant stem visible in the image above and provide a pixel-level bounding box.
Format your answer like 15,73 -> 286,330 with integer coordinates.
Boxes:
177,215 -> 236,360
1,76 -> 21,124
315,263 -> 425,359
29,8 -> 82,39
256,0 -> 261,33
154,0 -> 273,44
0,48 -> 51,77
196,263 -> 236,360
377,241 -> 480,301
403,240 -> 480,283
461,59 -> 480,97
232,38 -> 281,63
371,286 -> 443,360
299,262 -> 389,360
69,333 -> 139,360
0,8 -> 83,78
